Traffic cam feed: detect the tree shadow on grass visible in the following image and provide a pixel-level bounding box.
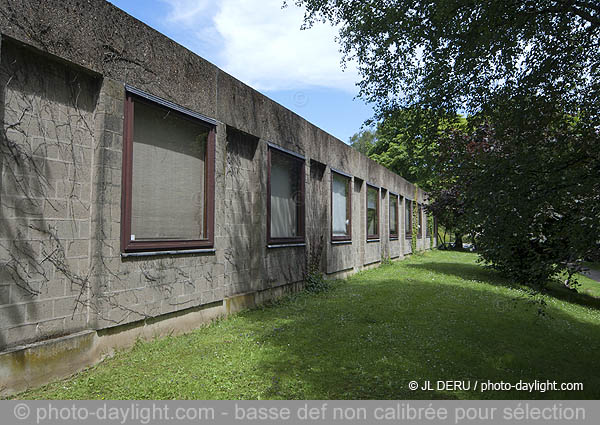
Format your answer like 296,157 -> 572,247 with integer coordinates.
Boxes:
237,276 -> 600,400
407,261 -> 513,286
407,262 -> 600,311
13,271 -> 600,401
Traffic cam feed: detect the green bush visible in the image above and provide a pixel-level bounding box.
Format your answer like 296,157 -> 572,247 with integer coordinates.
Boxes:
304,266 -> 330,293
431,103 -> 599,291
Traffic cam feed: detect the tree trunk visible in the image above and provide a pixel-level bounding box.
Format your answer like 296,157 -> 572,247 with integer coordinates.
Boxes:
454,232 -> 463,250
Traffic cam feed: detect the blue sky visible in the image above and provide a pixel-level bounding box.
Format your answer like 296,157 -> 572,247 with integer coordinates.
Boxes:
108,0 -> 375,143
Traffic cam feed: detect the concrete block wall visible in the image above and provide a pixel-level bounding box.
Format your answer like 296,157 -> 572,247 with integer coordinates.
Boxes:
0,40 -> 99,349
87,78 -> 229,331
0,0 -> 435,355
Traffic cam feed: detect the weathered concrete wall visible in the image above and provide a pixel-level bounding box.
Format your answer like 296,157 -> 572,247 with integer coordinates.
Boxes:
87,78 -> 228,330
0,0 -> 435,392
0,40 -> 99,349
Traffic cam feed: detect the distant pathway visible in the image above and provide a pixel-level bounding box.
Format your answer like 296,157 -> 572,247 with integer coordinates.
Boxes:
583,268 -> 600,283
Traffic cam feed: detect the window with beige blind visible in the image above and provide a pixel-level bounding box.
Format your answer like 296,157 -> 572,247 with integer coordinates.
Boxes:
267,145 -> 305,245
331,170 -> 351,242
405,199 -> 413,239
121,89 -> 215,253
390,193 -> 399,239
366,184 -> 379,240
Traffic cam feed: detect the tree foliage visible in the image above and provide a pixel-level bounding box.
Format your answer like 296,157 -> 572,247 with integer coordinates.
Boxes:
294,0 -> 600,288
348,128 -> 376,155
368,108 -> 464,192
291,0 -> 599,116
433,100 -> 600,288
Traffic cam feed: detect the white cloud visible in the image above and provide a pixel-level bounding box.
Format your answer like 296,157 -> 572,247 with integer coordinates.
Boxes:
161,0 -> 214,26
162,0 -> 359,93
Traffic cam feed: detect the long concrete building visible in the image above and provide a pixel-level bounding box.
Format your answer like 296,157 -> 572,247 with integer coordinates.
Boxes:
0,0 -> 434,394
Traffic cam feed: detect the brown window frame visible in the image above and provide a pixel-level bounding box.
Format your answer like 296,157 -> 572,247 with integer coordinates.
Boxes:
389,192 -> 399,239
267,144 -> 306,246
120,90 -> 216,254
405,199 -> 413,239
330,169 -> 352,243
425,207 -> 431,238
366,184 -> 380,240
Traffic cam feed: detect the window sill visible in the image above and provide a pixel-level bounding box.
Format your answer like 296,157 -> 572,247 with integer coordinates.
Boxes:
267,243 -> 306,249
121,248 -> 216,258
390,236 -> 399,241
331,240 -> 352,245
367,238 -> 380,243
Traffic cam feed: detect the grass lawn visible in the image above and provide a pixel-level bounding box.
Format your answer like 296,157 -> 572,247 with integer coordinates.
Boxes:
12,250 -> 600,400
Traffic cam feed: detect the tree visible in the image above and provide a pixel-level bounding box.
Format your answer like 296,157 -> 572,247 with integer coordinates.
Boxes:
290,0 -> 599,117
292,0 -> 600,288
368,108 -> 470,248
368,108 -> 465,192
432,101 -> 599,289
348,128 -> 376,155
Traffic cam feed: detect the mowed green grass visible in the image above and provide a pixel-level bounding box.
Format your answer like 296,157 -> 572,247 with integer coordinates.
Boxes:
13,251 -> 600,400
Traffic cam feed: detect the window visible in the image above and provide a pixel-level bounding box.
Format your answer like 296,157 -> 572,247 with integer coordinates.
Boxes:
121,90 -> 215,253
366,184 -> 379,240
405,199 -> 413,239
389,193 -> 399,239
331,170 -> 351,242
267,145 -> 305,245
426,209 -> 431,238
417,204 -> 423,238
399,195 -> 404,235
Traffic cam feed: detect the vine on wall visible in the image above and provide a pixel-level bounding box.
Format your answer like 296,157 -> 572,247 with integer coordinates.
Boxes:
0,40 -> 205,349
